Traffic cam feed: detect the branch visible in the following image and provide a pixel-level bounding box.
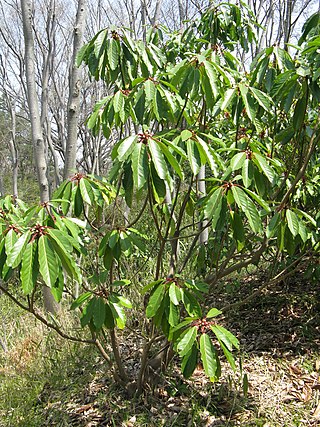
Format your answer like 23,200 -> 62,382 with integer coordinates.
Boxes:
277,117 -> 320,211
0,283 -> 94,345
221,251 -> 312,313
205,238 -> 267,286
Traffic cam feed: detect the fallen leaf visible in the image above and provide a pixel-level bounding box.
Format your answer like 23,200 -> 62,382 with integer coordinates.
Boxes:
313,402 -> 320,418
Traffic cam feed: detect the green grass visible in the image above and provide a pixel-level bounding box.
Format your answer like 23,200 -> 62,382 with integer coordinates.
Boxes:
0,273 -> 319,427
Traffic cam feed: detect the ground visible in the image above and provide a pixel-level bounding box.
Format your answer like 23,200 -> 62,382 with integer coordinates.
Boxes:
0,271 -> 319,426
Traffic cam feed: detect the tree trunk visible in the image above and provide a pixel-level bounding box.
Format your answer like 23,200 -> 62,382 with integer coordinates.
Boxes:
7,98 -> 18,198
0,176 -> 4,197
21,0 -> 58,314
140,0 -> 147,42
21,0 -> 50,203
198,165 -> 208,245
63,0 -> 87,179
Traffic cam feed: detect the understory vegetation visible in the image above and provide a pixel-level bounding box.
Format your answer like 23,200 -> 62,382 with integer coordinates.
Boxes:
0,272 -> 319,426
0,2 -> 320,425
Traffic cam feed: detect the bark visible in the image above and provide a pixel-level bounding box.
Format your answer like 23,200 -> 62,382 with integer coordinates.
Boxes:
7,99 -> 19,198
152,0 -> 163,25
21,0 -> 58,314
21,0 -> 50,203
63,0 -> 87,179
140,0 -> 147,42
0,176 -> 3,197
197,165 -> 208,244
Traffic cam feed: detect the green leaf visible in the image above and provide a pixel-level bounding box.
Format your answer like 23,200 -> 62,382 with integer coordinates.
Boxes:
112,279 -> 131,287
299,220 -> 308,243
221,88 -> 236,111
108,230 -> 119,249
181,289 -> 202,317
150,163 -> 166,203
231,152 -> 246,171
169,282 -> 181,305
181,130 -> 193,141
148,139 -> 168,180
144,79 -> 156,103
242,188 -> 271,212
38,235 -> 58,288
104,303 -> 115,329
108,296 -> 126,329
168,301 -> 179,326
113,90 -> 124,113
123,162 -> 134,207
211,325 -> 239,350
47,231 -> 81,282
140,279 -> 164,295
80,298 -> 95,328
286,209 -> 300,237
231,211 -> 245,251
51,269 -> 64,302
220,341 -> 236,371
253,153 -> 275,184
76,43 -> 89,67
242,158 -> 254,188
293,95 -> 307,131
79,178 -> 94,205
74,185 -> 83,217
146,283 -> 166,318
7,231 -> 30,268
20,242 -> 36,295
239,83 -> 256,121
107,37 -> 120,70
71,292 -> 92,310
249,87 -> 273,111
131,142 -> 148,189
204,187 -> 223,226
186,139 -> 201,175
117,294 -> 132,308
195,136 -> 217,173
200,333 -> 217,380
5,228 -> 18,254
156,140 -> 184,180
181,343 -> 198,379
120,232 -> 131,255
177,326 -> 197,357
231,186 -> 262,233
299,12 -> 320,44
47,228 -> 73,253
203,60 -> 218,98
93,297 -> 106,330
116,135 -> 137,162
266,212 -> 281,238
206,308 -> 222,318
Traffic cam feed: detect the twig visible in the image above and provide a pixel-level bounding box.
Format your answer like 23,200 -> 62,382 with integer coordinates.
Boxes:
221,252 -> 311,313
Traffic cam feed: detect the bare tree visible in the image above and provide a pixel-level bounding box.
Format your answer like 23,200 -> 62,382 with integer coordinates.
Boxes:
64,0 -> 87,179
21,0 -> 50,202
21,0 -> 59,313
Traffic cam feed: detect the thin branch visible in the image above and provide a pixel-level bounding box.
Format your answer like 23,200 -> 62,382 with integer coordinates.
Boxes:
221,251 -> 312,313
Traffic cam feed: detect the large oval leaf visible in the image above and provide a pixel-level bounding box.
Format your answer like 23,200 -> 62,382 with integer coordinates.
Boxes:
38,235 -> 58,288
199,333 -> 218,380
177,326 -> 197,357
146,283 -> 166,318
7,231 -> 31,268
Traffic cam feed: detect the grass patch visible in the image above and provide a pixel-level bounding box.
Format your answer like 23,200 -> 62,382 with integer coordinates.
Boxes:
0,272 -> 319,426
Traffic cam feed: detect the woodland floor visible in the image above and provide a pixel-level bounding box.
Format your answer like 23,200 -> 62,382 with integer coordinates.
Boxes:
0,271 -> 319,427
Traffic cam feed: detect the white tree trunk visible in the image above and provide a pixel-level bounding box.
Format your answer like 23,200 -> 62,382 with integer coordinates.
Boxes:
21,0 -> 58,314
64,0 -> 87,179
21,0 -> 50,203
198,165 -> 208,245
